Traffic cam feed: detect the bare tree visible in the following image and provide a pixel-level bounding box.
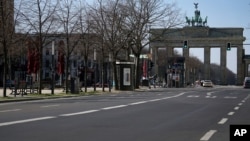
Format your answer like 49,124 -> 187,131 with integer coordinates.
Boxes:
56,0 -> 82,93
125,0 -> 183,88
77,2 -> 97,93
19,0 -> 58,94
90,0 -> 131,90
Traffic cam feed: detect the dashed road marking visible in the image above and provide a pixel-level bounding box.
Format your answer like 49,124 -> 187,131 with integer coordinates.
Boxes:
218,118 -> 228,124
41,105 -> 60,108
205,96 -> 217,98
200,130 -> 217,141
60,110 -> 99,117
0,109 -> 21,113
187,95 -> 200,98
224,96 -> 237,99
0,116 -> 56,127
149,99 -> 161,102
102,105 -> 128,110
129,101 -> 148,105
228,112 -> 235,116
234,106 -> 240,110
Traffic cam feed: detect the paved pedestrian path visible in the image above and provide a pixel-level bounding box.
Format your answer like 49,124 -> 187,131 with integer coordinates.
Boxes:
0,86 -> 152,103
0,87 -> 112,97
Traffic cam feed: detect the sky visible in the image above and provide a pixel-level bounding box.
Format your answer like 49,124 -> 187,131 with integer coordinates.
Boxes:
85,0 -> 250,73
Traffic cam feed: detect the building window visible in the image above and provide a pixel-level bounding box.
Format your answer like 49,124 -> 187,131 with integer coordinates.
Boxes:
73,60 -> 77,68
45,60 -> 50,68
46,49 -> 49,56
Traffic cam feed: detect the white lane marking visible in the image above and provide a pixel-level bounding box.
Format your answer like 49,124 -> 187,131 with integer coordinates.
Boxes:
238,103 -> 243,106
41,105 -> 60,108
200,130 -> 217,141
228,112 -> 235,116
0,92 -> 187,127
0,116 -> 56,127
234,106 -> 240,110
224,96 -> 237,99
206,91 -> 217,96
129,101 -> 148,105
60,110 -> 99,117
102,105 -> 128,110
148,99 -> 161,102
205,96 -> 217,98
218,118 -> 228,124
0,109 -> 21,113
207,92 -> 212,96
130,92 -> 186,104
161,92 -> 186,100
187,95 -> 200,98
172,92 -> 186,97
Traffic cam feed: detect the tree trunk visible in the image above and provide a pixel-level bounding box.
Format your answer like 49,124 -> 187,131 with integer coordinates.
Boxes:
2,40 -> 7,97
84,59 -> 87,93
65,55 -> 70,93
38,35 -> 43,94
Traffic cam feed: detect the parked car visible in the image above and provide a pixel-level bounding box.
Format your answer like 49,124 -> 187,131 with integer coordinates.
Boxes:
202,80 -> 213,87
243,77 -> 250,88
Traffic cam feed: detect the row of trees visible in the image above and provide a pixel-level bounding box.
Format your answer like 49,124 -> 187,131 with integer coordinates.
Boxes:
0,0 -> 184,97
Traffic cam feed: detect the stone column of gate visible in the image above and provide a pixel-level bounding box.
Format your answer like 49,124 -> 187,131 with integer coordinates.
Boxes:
166,46 -> 173,87
183,48 -> 189,86
166,46 -> 173,59
204,47 -> 211,80
237,45 -> 243,85
166,46 -> 173,68
220,45 -> 227,85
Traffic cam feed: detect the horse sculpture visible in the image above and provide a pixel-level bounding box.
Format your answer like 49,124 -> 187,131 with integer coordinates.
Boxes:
185,16 -> 191,26
203,16 -> 208,26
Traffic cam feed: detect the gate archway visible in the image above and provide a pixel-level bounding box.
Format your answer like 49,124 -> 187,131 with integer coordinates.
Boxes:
150,27 -> 245,86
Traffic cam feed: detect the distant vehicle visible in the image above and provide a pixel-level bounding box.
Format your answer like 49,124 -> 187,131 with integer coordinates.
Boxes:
243,77 -> 250,88
202,80 -> 213,87
200,80 -> 204,86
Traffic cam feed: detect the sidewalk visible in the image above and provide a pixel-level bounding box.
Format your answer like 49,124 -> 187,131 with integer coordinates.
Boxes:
0,87 -> 112,96
0,87 -> 111,103
0,86 -> 150,103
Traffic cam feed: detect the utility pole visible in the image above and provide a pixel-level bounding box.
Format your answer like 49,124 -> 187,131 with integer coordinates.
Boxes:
51,41 -> 55,94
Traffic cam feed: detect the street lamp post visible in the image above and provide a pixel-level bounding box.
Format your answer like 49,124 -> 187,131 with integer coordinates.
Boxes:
108,53 -> 112,92
94,48 -> 96,91
51,41 -> 55,95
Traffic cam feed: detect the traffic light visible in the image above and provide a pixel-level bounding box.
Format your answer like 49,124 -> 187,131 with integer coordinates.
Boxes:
183,40 -> 188,48
227,42 -> 231,51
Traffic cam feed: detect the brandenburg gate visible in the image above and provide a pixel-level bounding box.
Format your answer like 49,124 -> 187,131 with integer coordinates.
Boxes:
149,3 -> 246,85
